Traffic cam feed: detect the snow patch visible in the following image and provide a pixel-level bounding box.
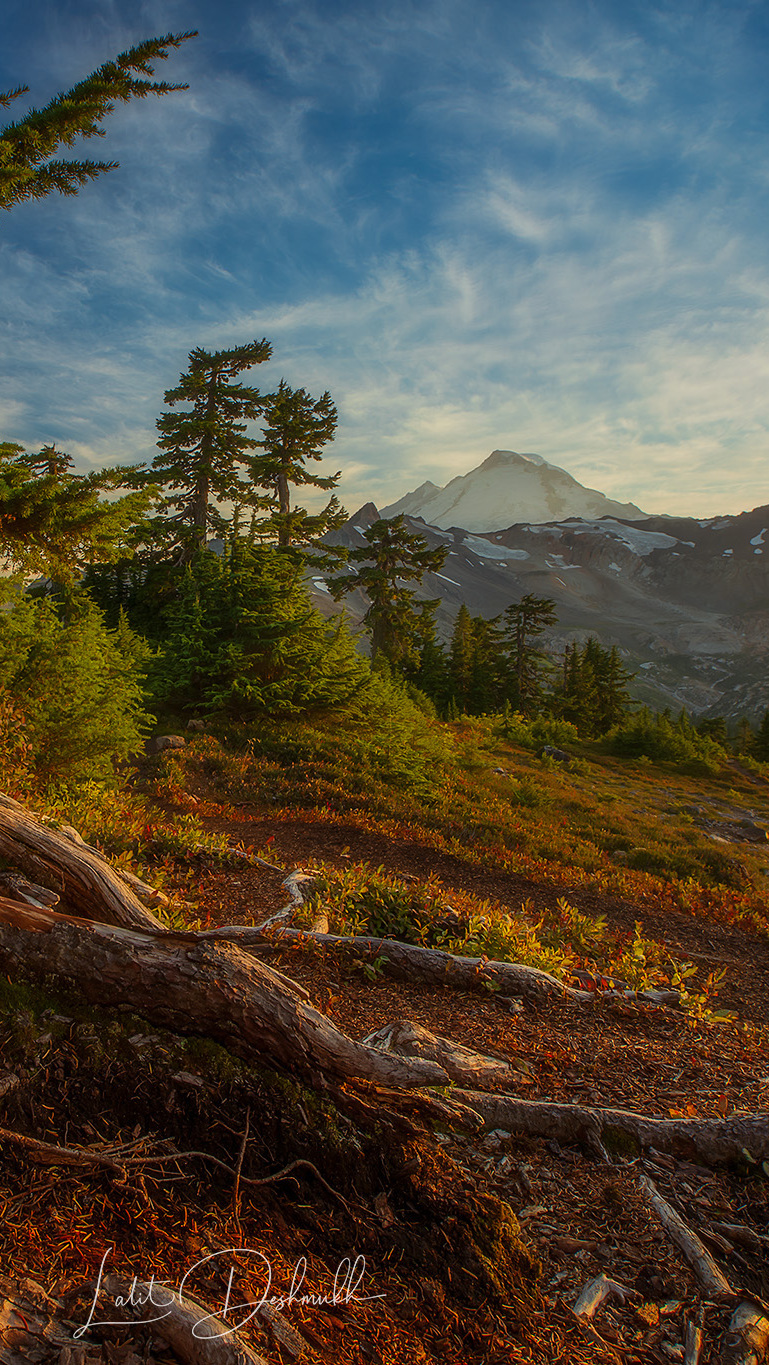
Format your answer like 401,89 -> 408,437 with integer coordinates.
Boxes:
572,520 -> 677,554
750,528 -> 767,546
723,549 -> 733,557
462,534 -> 531,560
435,573 -> 461,586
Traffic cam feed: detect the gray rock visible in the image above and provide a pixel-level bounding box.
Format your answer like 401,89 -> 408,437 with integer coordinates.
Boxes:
146,734 -> 186,754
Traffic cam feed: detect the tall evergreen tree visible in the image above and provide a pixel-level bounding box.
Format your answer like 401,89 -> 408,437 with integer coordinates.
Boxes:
147,340 -> 273,562
751,710 -> 769,760
503,593 -> 557,713
330,515 -> 447,669
249,380 -> 345,553
1,33 -> 195,209
557,637 -> 633,735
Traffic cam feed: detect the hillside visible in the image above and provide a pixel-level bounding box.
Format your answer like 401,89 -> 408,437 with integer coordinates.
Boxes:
320,503 -> 769,722
1,714 -> 768,1364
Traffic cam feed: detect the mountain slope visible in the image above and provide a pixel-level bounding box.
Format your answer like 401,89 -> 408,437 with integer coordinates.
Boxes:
318,504 -> 769,721
381,449 -> 647,530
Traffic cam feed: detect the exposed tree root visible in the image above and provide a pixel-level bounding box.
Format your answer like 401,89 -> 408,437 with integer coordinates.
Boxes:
445,1089 -> 769,1165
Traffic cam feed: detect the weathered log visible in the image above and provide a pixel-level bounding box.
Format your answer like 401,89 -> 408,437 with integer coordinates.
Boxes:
446,1090 -> 769,1166
362,1020 -> 514,1086
99,1272 -> 268,1365
640,1177 -> 733,1299
0,1274 -> 72,1365
0,795 -> 161,931
274,926 -> 587,1001
0,899 -> 449,1090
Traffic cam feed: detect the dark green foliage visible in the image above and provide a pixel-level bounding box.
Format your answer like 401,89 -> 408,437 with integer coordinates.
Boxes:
249,380 -> 345,554
752,709 -> 769,761
0,585 -> 151,783
147,340 -> 273,561
1,33 -> 195,209
606,706 -> 726,773
149,540 -> 368,716
330,515 -> 447,668
503,594 -> 558,714
557,638 -> 634,735
447,606 -> 507,714
0,441 -> 154,586
696,715 -> 728,745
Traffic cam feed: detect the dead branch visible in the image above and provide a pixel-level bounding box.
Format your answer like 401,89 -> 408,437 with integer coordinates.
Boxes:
446,1090 -> 769,1166
685,1306 -> 705,1365
640,1176 -> 733,1299
572,1273 -> 639,1318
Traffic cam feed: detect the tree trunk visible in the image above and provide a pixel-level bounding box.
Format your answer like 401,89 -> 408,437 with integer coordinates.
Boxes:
0,795 -> 161,932
0,899 -> 448,1090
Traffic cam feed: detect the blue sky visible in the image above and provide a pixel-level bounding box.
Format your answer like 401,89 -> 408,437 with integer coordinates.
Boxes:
2,0 -> 769,518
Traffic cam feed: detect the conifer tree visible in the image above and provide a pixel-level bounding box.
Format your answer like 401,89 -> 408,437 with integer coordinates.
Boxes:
249,380 -> 345,553
151,539 -> 367,716
752,709 -> 769,761
1,33 -> 195,209
147,340 -> 273,561
0,440 -> 154,586
449,605 -> 475,712
330,515 -> 446,669
503,593 -> 557,713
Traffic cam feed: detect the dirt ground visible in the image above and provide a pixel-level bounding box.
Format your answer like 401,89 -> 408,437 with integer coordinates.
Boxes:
183,807 -> 769,1364
1,804 -> 768,1365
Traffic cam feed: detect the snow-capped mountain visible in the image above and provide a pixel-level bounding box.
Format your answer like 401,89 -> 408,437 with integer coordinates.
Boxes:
380,450 -> 646,531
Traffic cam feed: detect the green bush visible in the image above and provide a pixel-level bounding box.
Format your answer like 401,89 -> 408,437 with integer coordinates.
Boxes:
0,584 -> 151,784
605,707 -> 726,774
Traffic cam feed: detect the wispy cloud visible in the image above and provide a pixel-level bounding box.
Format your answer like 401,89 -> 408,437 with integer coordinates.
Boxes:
2,0 -> 769,521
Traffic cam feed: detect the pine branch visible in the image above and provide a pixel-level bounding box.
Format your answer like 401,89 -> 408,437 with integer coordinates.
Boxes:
0,31 -> 196,209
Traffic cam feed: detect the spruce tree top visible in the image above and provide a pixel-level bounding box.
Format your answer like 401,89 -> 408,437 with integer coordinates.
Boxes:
149,339 -> 273,557
1,33 -> 196,209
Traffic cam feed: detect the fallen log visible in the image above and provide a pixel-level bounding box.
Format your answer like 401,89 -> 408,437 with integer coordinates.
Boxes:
274,926 -> 587,1001
445,1090 -> 769,1165
91,1271 -> 268,1365
0,899 -> 449,1090
0,795 -> 162,932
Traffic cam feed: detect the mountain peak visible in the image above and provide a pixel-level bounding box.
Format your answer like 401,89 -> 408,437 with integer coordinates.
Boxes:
381,451 -> 646,532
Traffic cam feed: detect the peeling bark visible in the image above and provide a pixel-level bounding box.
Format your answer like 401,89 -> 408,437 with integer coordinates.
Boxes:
0,795 -> 161,932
